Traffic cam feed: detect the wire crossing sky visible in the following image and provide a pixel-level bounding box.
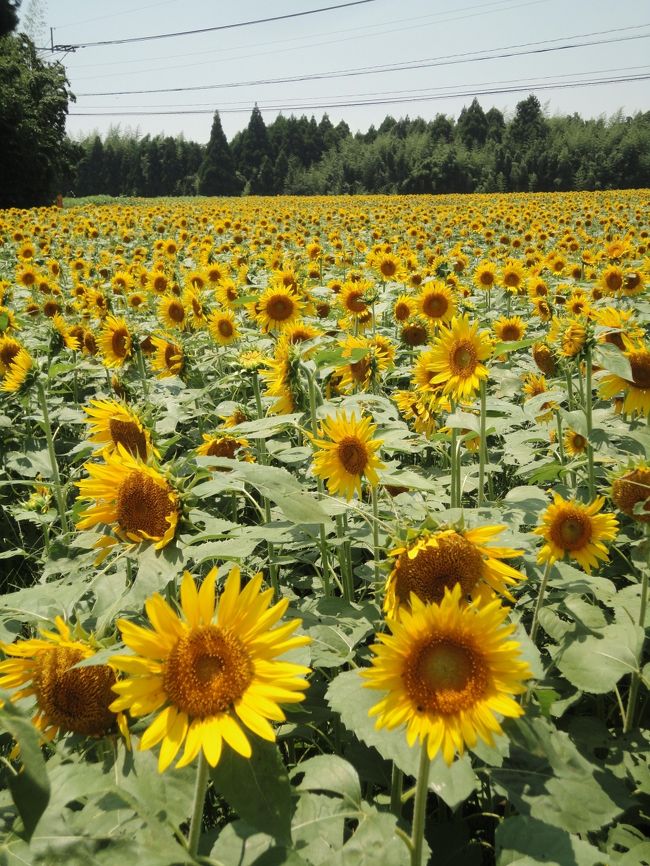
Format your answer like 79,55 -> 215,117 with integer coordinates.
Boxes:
25,0 -> 650,142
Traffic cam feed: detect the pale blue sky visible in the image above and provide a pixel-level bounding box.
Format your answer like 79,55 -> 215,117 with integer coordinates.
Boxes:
21,0 -> 650,142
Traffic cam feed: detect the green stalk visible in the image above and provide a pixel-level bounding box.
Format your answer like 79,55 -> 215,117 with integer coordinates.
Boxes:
371,484 -> 381,590
36,380 -> 69,535
530,559 -> 553,644
307,369 -> 332,597
410,743 -> 431,866
135,345 -> 149,399
390,765 -> 403,819
251,371 -> 279,598
565,366 -> 574,410
624,562 -> 648,733
584,345 -> 596,500
450,426 -> 458,508
187,751 -> 210,858
478,378 -> 487,506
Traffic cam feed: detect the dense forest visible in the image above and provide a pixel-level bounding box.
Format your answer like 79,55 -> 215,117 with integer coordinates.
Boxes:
69,100 -> 650,198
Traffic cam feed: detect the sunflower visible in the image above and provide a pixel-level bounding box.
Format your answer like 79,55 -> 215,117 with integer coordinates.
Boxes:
473,260 -> 497,290
260,340 -> 299,415
1,347 -> 32,394
598,343 -> 650,417
283,322 -> 322,345
363,584 -> 532,765
418,282 -> 455,324
599,265 -> 624,295
393,294 -> 415,323
0,616 -> 128,742
611,464 -> 650,523
109,566 -> 310,772
400,317 -> 431,348
311,410 -> 384,499
563,429 -> 588,457
208,309 -> 239,346
534,493 -> 618,573
339,281 -> 371,316
335,335 -> 394,394
385,525 -> 524,617
493,316 -> 527,342
99,316 -> 132,368
501,259 -> 525,292
0,335 -> 22,374
427,315 -> 492,402
83,399 -> 155,460
532,341 -> 557,376
151,335 -> 184,379
159,295 -> 188,330
255,286 -> 303,332
148,271 -> 172,295
76,444 -> 179,549
374,252 -> 401,280
392,390 -> 438,437
549,317 -> 587,359
594,307 -> 643,351
196,433 -> 253,467
621,269 -> 645,297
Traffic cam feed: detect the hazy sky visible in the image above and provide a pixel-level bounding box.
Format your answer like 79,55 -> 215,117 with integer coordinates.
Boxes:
20,0 -> 650,143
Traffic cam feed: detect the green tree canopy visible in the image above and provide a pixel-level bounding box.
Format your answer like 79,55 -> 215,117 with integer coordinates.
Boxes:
197,111 -> 240,196
0,32 -> 74,208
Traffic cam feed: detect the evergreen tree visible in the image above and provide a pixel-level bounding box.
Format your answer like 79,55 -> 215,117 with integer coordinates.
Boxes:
197,111 -> 239,196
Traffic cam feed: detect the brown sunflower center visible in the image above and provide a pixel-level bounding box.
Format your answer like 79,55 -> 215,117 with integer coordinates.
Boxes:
337,436 -> 368,475
392,533 -> 484,606
422,293 -> 449,318
349,356 -> 370,382
217,319 -> 234,338
551,511 -> 591,550
405,638 -> 489,714
266,294 -> 295,322
503,271 -> 521,287
479,270 -> 494,286
0,342 -> 20,368
500,324 -> 522,342
163,625 -> 254,718
630,353 -> 650,389
394,302 -> 411,322
167,301 -> 185,323
380,260 -> 398,278
612,469 -> 650,521
206,438 -> 240,459
32,646 -> 116,737
116,470 -> 174,539
402,324 -> 428,347
451,342 -> 477,375
605,271 -> 623,292
109,418 -> 148,460
111,327 -> 129,359
346,292 -> 367,313
153,275 -> 168,292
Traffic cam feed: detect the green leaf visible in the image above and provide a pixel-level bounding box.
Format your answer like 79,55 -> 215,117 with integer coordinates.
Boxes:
211,738 -> 293,844
496,815 -> 605,866
444,412 -> 481,434
291,755 -> 361,807
329,806 -> 410,866
211,821 -> 277,866
0,699 -> 50,840
326,671 -> 477,808
594,343 -> 633,381
556,623 -> 644,693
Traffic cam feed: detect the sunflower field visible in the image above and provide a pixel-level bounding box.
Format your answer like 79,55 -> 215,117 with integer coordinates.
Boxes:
0,190 -> 649,865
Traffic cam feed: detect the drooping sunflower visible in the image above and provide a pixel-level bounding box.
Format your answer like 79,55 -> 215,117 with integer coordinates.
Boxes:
427,315 -> 492,402
598,343 -> 650,417
363,584 -> 532,765
110,566 -> 310,772
534,493 -> 618,573
255,286 -> 303,332
99,316 -> 132,368
611,464 -> 650,523
385,525 -> 525,617
418,282 -> 456,324
311,410 -> 385,499
493,316 -> 527,342
0,616 -> 128,742
83,399 -> 156,460
196,433 -> 254,468
151,335 -> 184,379
76,444 -> 179,549
208,309 -> 239,346
392,390 -> 438,437
532,341 -> 557,376
0,347 -> 33,394
260,339 -> 300,415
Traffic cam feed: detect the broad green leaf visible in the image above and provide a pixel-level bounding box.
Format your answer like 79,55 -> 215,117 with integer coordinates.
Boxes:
211,738 -> 293,844
556,623 -> 644,693
329,806 -> 410,866
594,344 -> 633,381
496,815 -> 604,866
291,755 -> 361,807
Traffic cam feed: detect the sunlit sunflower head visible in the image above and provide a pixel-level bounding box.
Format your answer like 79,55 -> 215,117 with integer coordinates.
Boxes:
611,463 -> 650,523
598,343 -> 650,418
599,264 -> 624,295
151,335 -> 184,379
0,346 -> 33,394
374,251 -> 401,280
255,286 -> 303,332
83,398 -> 156,461
493,316 -> 527,342
99,316 -> 132,368
620,269 -> 645,297
501,259 -> 525,292
527,275 -> 549,299
400,316 -> 431,348
110,565 -> 310,772
260,340 -> 301,415
532,341 -> 557,376
0,616 -> 128,742
311,409 -> 385,500
549,316 -> 588,359
566,291 -> 590,318
0,335 -> 22,374
427,315 -> 492,401
339,281 -> 371,316
385,524 -> 524,618
392,390 -> 438,437
335,334 -> 394,394
158,295 -> 188,330
148,270 -> 172,295
363,584 -> 532,765
76,444 -> 179,549
418,281 -> 456,323
563,428 -> 588,457
196,433 -> 253,468
208,309 -> 239,346
533,493 -> 618,573
282,321 -> 323,345
393,294 -> 415,323
473,260 -> 497,290
594,307 -> 643,351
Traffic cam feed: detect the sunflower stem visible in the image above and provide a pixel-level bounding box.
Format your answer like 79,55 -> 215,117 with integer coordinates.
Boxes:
390,765 -> 403,818
623,558 -> 648,733
187,751 -> 210,858
371,484 -> 381,591
36,380 -> 69,536
565,366 -> 574,410
530,559 -> 553,645
336,514 -> 352,601
135,346 -> 149,399
410,742 -> 431,866
478,378 -> 487,506
251,371 -> 279,598
307,369 -> 333,597
584,345 -> 596,500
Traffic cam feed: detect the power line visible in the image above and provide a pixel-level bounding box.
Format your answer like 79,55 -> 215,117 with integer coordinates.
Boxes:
74,25 -> 650,97
51,0 -> 378,50
68,72 -> 650,116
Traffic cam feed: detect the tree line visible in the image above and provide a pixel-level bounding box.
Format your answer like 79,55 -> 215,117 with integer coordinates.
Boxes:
1,25 -> 649,207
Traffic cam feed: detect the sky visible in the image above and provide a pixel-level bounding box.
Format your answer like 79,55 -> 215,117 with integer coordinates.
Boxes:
18,0 -> 650,143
